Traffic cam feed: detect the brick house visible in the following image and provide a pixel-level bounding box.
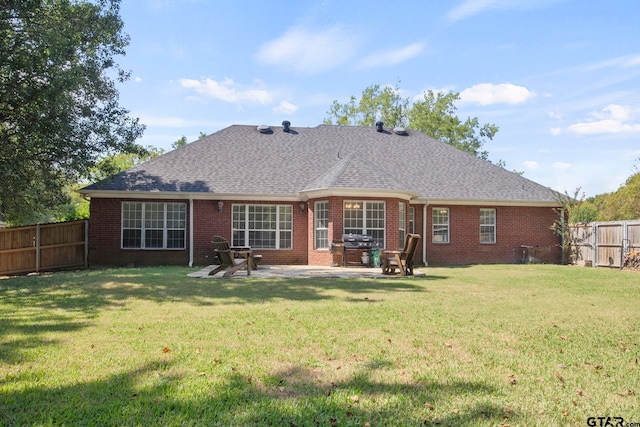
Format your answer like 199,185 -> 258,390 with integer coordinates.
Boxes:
79,123 -> 562,267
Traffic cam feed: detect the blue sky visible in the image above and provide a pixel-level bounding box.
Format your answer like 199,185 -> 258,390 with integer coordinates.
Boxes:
115,0 -> 640,198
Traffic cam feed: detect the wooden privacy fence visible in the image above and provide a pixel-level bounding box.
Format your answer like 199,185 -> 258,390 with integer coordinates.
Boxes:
569,220 -> 640,268
0,220 -> 88,275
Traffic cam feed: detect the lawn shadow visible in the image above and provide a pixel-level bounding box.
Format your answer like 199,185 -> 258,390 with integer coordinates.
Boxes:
0,267 -> 434,308
0,358 -> 518,426
0,267 -> 440,362
0,280 -> 103,363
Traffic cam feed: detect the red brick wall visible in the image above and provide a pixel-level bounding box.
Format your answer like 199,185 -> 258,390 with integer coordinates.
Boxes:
194,200 -> 308,265
88,198 -> 190,266
306,196 -> 417,266
88,197 -> 559,267
88,198 -> 309,267
425,205 -> 561,265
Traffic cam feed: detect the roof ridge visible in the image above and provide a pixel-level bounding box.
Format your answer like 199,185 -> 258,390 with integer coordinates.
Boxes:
301,153 -> 355,191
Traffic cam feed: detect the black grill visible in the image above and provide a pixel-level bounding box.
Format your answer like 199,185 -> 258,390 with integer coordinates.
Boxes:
330,234 -> 381,267
341,234 -> 380,248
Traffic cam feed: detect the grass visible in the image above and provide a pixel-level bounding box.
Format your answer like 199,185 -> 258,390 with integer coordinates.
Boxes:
0,265 -> 638,426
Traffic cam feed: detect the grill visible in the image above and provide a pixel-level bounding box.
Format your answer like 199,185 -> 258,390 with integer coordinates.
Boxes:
342,234 -> 380,248
330,234 -> 382,267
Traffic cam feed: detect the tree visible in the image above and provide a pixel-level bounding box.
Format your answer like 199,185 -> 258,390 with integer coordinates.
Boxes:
325,84 -> 409,128
52,146 -> 164,222
409,91 -> 498,160
550,188 -> 581,265
171,132 -> 207,150
569,198 -> 598,223
172,136 -> 188,150
595,172 -> 640,221
324,84 -> 498,160
0,0 -> 145,225
89,145 -> 164,183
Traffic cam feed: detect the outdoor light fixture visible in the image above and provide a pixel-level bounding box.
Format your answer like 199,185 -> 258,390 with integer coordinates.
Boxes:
217,200 -> 224,213
299,202 -> 306,214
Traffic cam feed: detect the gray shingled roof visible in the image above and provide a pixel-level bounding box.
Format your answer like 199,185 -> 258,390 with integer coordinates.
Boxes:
81,124 -> 559,204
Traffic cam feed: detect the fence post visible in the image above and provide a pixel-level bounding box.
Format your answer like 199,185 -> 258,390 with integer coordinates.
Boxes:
84,219 -> 89,268
590,222 -> 598,268
561,208 -> 566,265
35,223 -> 41,272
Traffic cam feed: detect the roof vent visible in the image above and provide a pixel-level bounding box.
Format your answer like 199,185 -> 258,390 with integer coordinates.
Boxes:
375,121 -> 384,132
393,127 -> 408,135
282,120 -> 291,132
257,124 -> 272,134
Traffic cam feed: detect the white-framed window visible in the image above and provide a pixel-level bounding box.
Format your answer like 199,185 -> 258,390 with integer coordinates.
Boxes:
121,202 -> 186,249
432,208 -> 449,243
399,202 -> 406,247
343,200 -> 385,246
409,206 -> 415,234
480,208 -> 496,244
314,201 -> 329,249
232,204 -> 292,249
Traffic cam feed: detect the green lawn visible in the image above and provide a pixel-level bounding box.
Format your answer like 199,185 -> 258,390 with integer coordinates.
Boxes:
1,265 -> 638,426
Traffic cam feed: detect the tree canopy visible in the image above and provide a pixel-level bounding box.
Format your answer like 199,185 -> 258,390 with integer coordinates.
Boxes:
324,84 -> 498,160
89,145 -> 164,183
172,136 -> 188,150
573,172 -> 640,222
0,0 -> 145,225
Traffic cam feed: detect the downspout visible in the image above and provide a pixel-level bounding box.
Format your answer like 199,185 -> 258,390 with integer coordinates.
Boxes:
423,202 -> 428,266
189,195 -> 194,267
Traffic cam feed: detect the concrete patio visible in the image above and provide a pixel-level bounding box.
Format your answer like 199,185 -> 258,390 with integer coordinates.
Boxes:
188,264 -> 426,279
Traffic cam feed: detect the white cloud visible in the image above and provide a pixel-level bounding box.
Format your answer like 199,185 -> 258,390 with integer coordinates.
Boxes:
447,0 -> 502,22
584,54 -> 640,72
134,76 -> 143,83
553,162 -> 572,170
256,25 -> 362,74
523,161 -> 540,170
566,104 -> 640,135
597,104 -> 631,121
274,101 -> 298,115
180,78 -> 273,106
567,120 -> 640,135
359,42 -> 425,68
460,83 -> 536,105
446,0 -> 563,23
550,127 -> 562,136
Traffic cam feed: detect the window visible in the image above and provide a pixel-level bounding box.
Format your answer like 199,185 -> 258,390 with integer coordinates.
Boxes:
232,204 -> 292,249
122,202 -> 186,249
166,203 -> 187,248
314,201 -> 329,249
480,208 -> 496,244
399,202 -> 406,247
343,201 -> 385,246
432,208 -> 449,243
409,206 -> 415,234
